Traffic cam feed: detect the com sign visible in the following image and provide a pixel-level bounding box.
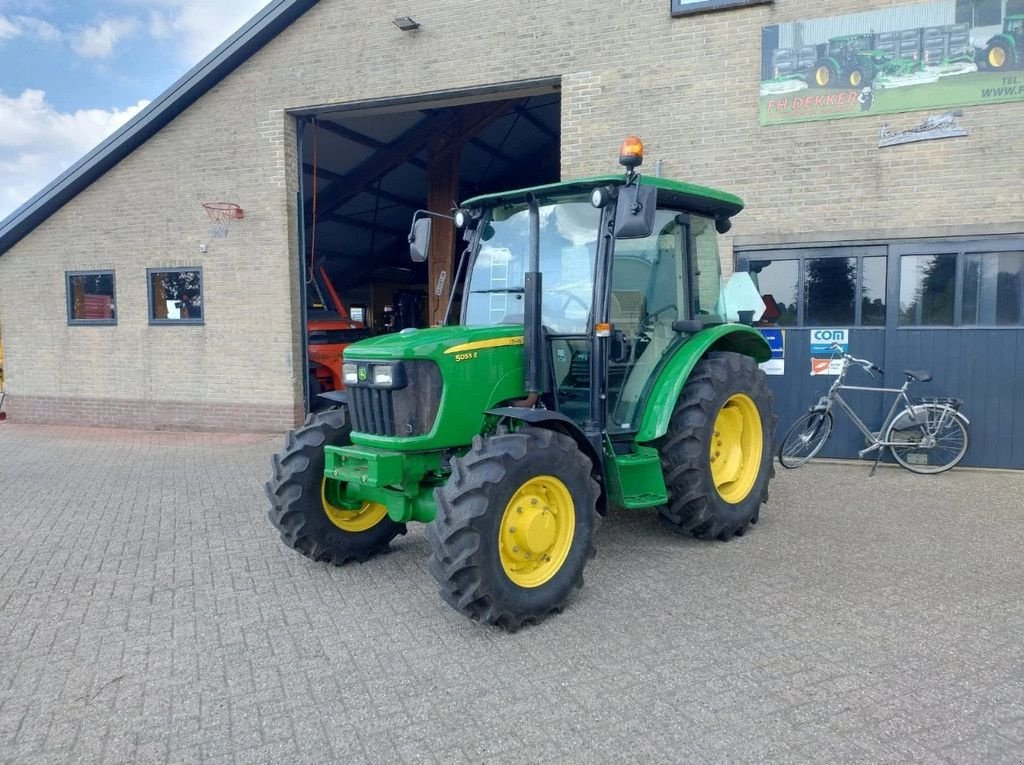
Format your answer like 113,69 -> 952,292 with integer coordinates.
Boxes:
810,328 -> 848,356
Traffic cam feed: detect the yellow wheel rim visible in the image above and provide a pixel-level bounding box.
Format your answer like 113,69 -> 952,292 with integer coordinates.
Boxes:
710,394 -> 763,504
815,66 -> 831,86
498,475 -> 575,588
850,70 -> 862,87
321,478 -> 388,532
989,47 -> 1006,68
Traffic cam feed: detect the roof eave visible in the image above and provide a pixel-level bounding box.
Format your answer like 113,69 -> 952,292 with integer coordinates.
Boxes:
0,0 -> 319,257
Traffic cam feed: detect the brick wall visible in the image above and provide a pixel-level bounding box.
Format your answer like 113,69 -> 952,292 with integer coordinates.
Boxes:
0,0 -> 1021,431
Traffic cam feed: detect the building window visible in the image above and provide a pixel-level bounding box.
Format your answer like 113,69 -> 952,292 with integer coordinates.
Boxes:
66,271 -> 116,325
961,252 -> 1024,326
899,254 -> 957,326
671,0 -> 772,17
804,257 -> 856,326
955,0 -> 1004,27
861,256 -> 887,326
148,268 -> 204,324
747,252 -> 885,327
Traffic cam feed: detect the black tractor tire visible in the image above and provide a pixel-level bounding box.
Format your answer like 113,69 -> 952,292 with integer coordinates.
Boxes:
809,60 -> 838,88
655,351 -> 776,540
265,407 -> 405,564
426,427 -> 599,631
984,41 -> 1013,70
848,65 -> 873,88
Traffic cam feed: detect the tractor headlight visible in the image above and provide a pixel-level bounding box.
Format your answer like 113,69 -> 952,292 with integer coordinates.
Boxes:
372,365 -> 394,387
342,362 -> 358,385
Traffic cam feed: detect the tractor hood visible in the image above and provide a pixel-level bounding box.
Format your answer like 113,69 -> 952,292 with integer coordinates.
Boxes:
343,324 -> 525,362
341,324 -> 528,451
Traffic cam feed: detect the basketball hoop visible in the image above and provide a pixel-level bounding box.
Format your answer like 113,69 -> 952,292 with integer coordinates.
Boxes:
201,201 -> 244,238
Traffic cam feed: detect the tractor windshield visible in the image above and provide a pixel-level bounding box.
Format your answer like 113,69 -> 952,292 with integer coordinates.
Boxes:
464,199 -> 601,334
1008,17 -> 1023,34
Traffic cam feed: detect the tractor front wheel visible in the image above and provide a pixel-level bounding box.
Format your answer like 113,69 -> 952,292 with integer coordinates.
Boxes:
426,427 -> 599,630
656,351 -> 775,540
265,408 -> 406,564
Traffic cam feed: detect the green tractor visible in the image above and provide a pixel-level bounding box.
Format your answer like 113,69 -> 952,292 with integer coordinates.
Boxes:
810,34 -> 892,88
979,15 -> 1024,71
266,137 -> 776,630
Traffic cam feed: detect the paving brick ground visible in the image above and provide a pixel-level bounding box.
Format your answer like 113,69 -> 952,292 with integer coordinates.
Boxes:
1,422 -> 1022,763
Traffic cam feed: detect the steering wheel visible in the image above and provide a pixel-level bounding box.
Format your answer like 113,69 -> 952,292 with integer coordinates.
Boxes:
548,287 -> 590,316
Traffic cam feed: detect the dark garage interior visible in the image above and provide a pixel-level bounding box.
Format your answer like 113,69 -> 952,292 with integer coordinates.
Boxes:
295,85 -> 560,405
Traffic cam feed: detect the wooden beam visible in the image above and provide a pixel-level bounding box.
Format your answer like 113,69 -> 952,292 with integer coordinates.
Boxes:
303,164 -> 421,211
316,110 -> 457,218
316,121 -> 427,170
514,103 -> 558,140
426,139 -> 460,325
321,214 -> 407,237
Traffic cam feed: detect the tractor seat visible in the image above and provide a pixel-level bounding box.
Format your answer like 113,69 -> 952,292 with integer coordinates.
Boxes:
903,369 -> 932,382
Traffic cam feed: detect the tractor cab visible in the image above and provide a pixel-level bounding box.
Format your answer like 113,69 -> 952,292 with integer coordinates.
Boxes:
417,136 -> 750,442
1006,15 -> 1024,36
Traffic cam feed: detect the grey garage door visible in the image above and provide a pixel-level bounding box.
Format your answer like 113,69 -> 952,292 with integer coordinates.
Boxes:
738,236 -> 1024,470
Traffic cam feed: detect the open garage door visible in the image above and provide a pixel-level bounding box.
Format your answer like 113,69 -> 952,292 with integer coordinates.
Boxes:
294,82 -> 561,410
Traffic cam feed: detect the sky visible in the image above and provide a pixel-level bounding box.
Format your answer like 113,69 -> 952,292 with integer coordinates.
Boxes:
0,0 -> 270,220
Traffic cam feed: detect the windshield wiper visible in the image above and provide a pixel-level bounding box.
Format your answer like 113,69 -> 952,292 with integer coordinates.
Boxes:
469,288 -> 526,294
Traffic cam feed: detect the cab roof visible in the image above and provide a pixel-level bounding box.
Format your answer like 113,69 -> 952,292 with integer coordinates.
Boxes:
462,174 -> 744,220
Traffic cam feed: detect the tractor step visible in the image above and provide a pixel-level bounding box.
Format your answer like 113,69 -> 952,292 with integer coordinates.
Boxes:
608,445 -> 669,509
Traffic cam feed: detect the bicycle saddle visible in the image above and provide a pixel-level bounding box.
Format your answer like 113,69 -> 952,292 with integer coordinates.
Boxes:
902,369 -> 932,382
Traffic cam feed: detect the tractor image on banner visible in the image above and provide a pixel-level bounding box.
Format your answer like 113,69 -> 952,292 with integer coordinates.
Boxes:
266,137 -> 776,630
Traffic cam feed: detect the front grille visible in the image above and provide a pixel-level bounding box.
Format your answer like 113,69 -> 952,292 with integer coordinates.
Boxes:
350,387 -> 397,436
348,360 -> 443,437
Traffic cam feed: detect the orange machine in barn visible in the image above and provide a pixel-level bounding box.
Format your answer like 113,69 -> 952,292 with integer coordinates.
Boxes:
307,267 -> 369,401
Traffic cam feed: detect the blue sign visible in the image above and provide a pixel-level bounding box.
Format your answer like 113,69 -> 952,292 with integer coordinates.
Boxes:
809,328 -> 848,356
759,328 -> 784,360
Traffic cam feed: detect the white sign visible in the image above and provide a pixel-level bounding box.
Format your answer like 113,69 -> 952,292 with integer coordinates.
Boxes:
760,359 -> 785,376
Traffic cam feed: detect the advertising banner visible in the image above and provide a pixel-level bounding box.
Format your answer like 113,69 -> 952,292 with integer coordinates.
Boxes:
760,2 -> 1024,125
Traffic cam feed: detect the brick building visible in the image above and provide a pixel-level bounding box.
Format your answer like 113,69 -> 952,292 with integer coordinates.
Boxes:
0,0 -> 1021,466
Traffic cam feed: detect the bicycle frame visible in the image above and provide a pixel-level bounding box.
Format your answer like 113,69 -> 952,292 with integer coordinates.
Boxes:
811,358 -> 930,458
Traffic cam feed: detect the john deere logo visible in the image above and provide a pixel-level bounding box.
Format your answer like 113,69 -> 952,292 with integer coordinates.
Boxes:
357,367 -> 367,381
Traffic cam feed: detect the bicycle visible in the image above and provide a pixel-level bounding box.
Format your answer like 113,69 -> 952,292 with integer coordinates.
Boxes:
778,344 -> 970,474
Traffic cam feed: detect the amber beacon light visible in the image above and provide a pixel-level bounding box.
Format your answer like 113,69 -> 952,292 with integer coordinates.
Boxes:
619,135 -> 645,170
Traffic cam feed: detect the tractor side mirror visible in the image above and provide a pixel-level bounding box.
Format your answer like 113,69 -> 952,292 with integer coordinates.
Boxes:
613,185 -> 657,239
409,217 -> 432,263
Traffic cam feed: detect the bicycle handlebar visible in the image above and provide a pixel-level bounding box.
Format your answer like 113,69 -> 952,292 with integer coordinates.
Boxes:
829,342 -> 884,376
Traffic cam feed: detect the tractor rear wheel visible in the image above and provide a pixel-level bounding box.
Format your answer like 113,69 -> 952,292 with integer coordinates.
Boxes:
656,351 -> 775,540
810,61 -> 838,88
986,41 -> 1012,70
426,427 -> 599,630
265,408 -> 405,564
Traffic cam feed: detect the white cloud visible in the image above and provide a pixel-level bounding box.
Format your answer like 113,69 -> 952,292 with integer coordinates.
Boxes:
0,13 -> 61,42
72,17 -> 139,59
142,0 -> 268,64
0,89 -> 149,219
0,14 -> 18,38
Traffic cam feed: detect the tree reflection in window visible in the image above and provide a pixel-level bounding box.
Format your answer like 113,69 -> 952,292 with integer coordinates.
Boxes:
899,255 -> 956,326
149,269 -> 203,323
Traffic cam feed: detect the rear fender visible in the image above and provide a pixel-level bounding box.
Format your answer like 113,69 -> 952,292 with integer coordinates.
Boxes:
486,407 -> 608,516
635,324 -> 771,443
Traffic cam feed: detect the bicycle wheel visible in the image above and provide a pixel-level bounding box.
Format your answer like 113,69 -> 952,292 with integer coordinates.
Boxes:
886,405 -> 969,474
778,410 -> 833,468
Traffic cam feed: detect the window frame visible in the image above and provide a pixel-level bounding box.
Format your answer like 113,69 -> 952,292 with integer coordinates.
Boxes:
896,244 -> 1024,330
742,247 -> 887,328
147,266 -> 205,326
670,0 -> 772,16
65,269 -> 117,326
